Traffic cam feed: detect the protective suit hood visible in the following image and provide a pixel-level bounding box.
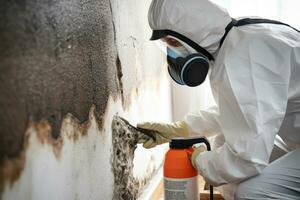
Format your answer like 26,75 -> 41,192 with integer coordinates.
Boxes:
148,0 -> 232,53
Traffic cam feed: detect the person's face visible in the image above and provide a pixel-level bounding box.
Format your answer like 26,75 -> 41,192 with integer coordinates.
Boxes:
161,37 -> 183,47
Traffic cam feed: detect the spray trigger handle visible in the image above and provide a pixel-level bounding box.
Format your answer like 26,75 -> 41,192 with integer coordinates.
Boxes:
169,137 -> 211,151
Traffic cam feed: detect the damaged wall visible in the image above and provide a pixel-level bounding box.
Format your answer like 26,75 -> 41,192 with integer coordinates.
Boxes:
0,0 -> 171,199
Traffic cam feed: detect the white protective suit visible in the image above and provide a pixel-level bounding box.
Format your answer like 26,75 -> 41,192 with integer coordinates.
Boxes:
148,0 -> 300,188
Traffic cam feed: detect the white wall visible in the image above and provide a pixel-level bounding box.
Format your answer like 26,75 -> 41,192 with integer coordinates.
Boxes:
171,79 -> 215,122
213,0 -> 300,29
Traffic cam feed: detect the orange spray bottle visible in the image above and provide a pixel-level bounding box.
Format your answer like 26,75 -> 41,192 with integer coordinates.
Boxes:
163,137 -> 213,200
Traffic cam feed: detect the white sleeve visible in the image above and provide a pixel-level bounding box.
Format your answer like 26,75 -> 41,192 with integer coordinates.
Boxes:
195,31 -> 291,186
184,106 -> 222,137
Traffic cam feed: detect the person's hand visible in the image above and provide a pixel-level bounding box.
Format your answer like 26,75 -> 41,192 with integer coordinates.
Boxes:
137,121 -> 189,148
191,145 -> 207,169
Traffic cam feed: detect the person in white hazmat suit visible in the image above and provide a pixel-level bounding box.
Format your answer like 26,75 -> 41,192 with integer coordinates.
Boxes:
137,0 -> 300,199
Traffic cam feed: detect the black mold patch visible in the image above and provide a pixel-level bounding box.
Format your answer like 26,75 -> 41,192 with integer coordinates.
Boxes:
111,116 -> 155,200
116,56 -> 124,102
0,0 -> 119,160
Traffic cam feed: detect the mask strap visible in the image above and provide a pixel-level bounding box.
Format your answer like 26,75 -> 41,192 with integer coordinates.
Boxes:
219,18 -> 300,48
219,18 -> 237,48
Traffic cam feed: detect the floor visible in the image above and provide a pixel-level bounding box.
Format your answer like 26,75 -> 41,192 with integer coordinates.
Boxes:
150,176 -> 225,200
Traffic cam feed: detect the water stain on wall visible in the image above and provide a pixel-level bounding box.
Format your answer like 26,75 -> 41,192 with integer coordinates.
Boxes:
0,145 -> 26,196
0,105 -> 97,196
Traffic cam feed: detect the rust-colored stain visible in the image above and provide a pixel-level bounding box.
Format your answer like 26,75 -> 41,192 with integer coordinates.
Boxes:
62,113 -> 92,143
34,120 -> 64,159
0,131 -> 28,196
0,152 -> 26,195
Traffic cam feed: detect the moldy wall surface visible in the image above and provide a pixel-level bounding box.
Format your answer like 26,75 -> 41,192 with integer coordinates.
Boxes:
0,0 -> 172,199
0,0 -> 120,158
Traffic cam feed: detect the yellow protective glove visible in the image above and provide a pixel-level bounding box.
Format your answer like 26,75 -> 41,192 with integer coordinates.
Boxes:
191,145 -> 207,169
137,121 -> 189,148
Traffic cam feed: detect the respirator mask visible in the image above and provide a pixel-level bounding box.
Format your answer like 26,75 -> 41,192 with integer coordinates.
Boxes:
161,36 -> 211,87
